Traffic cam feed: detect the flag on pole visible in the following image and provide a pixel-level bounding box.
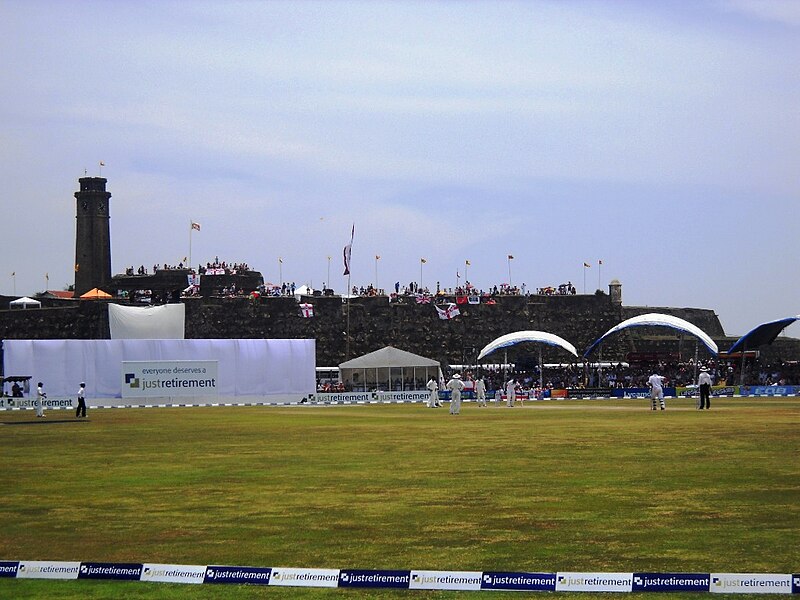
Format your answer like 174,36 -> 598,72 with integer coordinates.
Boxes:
375,255 -> 381,260
99,161 -> 105,167
11,271 -> 14,276
191,221 -> 201,231
420,258 -> 427,264
343,224 -> 354,276
435,303 -> 460,320
584,262 -> 591,268
599,259 -> 603,265
299,303 -> 315,318
508,255 -> 514,260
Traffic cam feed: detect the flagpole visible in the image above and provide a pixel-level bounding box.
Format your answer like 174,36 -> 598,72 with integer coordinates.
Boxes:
507,255 -> 513,287
420,259 -> 425,291
374,255 -> 379,289
583,264 -> 587,294
327,256 -> 331,290
346,271 -> 351,359
598,260 -> 602,292
189,221 -> 193,267
465,260 -> 469,283
279,258 -> 283,287
12,272 -> 16,295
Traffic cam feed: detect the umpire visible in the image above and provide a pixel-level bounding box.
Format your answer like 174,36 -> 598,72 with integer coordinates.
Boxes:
698,368 -> 712,410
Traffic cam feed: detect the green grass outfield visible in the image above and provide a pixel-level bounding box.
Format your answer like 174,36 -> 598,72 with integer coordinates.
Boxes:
1,397 -> 798,599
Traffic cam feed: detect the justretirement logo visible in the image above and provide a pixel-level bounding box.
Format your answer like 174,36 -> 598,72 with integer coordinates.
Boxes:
710,573 -> 792,593
122,360 -> 218,398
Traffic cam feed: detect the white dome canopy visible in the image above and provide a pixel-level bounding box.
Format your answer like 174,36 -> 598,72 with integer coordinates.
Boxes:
584,312 -> 718,358
478,330 -> 578,361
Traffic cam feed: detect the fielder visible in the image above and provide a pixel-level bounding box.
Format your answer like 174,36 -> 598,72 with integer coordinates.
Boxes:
648,372 -> 666,410
475,377 -> 487,407
426,377 -> 440,408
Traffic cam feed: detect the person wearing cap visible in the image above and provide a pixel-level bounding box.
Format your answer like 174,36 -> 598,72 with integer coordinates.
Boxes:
647,372 -> 666,410
697,368 -> 712,410
36,381 -> 46,417
76,382 -> 87,418
446,373 -> 465,415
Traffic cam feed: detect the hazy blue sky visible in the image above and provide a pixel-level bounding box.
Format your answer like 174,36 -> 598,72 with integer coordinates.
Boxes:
1,0 -> 798,336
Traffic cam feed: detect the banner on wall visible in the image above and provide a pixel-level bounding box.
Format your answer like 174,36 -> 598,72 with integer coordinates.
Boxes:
121,361 -> 218,398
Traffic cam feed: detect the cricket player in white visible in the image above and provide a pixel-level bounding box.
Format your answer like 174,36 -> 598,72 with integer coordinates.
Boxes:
426,377 -> 440,408
447,373 -> 465,415
475,377 -> 487,407
36,381 -> 46,417
505,378 -> 516,407
648,372 -> 666,410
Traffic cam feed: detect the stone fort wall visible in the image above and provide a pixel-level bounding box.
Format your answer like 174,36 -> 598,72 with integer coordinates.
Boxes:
7,292 -> 794,368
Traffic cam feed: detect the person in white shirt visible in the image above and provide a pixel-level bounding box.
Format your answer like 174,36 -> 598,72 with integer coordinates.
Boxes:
647,372 -> 665,410
505,378 -> 516,407
76,382 -> 87,418
426,377 -> 440,408
475,377 -> 487,407
36,381 -> 46,418
446,373 -> 465,415
698,368 -> 713,410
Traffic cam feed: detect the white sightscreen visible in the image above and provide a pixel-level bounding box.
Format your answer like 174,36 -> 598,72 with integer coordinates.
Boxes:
3,339 -> 315,398
108,303 -> 186,339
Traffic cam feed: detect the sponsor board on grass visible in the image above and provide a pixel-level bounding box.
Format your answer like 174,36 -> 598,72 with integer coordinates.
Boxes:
141,563 -> 206,584
556,572 -> 633,592
78,562 -> 143,581
203,565 -> 271,585
632,572 -> 710,592
16,561 -> 81,580
409,570 -> 483,591
0,561 -> 19,578
480,571 -> 556,591
710,573 -> 792,594
338,569 -> 410,588
268,567 -> 340,587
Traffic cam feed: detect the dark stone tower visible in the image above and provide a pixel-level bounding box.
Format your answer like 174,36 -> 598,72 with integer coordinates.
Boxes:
74,177 -> 112,297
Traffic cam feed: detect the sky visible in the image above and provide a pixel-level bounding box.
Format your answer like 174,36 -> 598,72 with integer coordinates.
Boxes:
1,0 -> 798,337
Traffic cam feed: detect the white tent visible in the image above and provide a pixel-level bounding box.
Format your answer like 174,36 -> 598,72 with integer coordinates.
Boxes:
584,312 -> 719,357
339,346 -> 442,392
9,296 -> 41,310
294,284 -> 313,299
